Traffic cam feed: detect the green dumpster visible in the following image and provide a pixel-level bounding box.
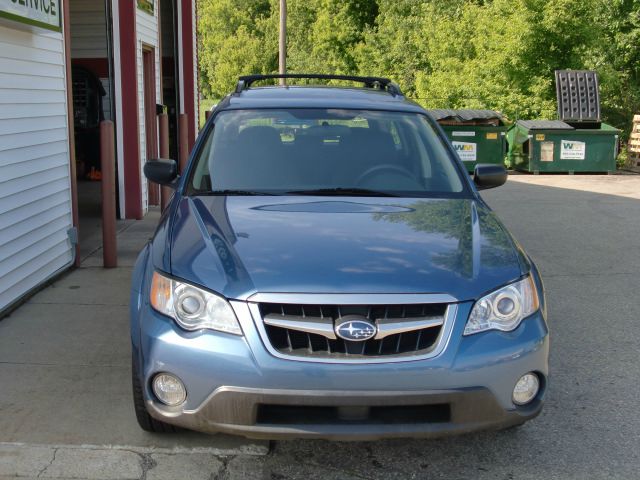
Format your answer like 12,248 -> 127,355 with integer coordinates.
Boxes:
507,120 -> 620,174
428,109 -> 509,173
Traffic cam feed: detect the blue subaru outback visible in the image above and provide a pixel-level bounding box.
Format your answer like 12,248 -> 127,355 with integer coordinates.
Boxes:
131,74 -> 548,440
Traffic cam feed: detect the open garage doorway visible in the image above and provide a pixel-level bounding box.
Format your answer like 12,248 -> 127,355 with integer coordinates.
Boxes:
160,0 -> 181,163
63,0 -> 191,262
143,46 -> 159,206
68,0 -> 118,260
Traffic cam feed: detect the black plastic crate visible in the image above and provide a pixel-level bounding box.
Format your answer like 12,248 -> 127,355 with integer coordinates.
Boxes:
555,70 -> 601,123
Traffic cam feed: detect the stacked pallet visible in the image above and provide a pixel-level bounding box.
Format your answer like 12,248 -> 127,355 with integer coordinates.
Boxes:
629,115 -> 640,167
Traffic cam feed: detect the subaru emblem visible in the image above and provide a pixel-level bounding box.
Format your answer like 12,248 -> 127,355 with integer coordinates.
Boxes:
335,316 -> 377,342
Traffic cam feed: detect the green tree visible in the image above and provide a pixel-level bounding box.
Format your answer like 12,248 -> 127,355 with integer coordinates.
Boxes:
287,0 -> 378,76
197,0 -> 639,134
198,0 -> 277,97
586,0 -> 640,134
411,0 -> 600,120
356,1 -> 432,95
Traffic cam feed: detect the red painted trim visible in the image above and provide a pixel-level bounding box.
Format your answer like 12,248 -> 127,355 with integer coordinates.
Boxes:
71,58 -> 110,78
118,0 -> 143,219
181,0 -> 196,150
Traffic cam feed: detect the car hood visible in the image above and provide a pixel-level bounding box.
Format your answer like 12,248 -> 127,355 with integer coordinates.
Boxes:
169,196 -> 524,302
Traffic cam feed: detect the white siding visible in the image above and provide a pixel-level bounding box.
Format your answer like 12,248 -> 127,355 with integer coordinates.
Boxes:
0,25 -> 74,313
70,0 -> 107,59
136,6 -> 161,214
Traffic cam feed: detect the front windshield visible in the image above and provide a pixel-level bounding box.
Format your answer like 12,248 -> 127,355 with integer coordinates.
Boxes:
189,109 -> 466,196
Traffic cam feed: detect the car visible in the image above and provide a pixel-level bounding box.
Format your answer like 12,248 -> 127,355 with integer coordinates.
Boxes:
131,74 -> 549,440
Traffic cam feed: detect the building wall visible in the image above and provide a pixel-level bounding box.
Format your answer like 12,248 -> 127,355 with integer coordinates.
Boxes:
0,24 -> 74,312
136,5 -> 161,214
70,0 -> 107,58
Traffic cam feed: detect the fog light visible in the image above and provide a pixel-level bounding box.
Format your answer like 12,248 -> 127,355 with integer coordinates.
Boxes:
512,373 -> 540,406
152,373 -> 186,406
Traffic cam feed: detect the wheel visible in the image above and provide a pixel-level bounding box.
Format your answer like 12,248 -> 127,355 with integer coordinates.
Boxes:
131,353 -> 178,433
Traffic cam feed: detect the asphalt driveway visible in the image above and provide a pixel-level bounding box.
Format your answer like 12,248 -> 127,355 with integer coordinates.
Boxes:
1,174 -> 639,479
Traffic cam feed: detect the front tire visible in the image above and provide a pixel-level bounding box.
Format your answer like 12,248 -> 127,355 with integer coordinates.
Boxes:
131,354 -> 178,433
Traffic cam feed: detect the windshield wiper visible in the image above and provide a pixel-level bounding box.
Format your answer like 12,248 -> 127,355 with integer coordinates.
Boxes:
287,188 -> 399,197
199,190 -> 276,196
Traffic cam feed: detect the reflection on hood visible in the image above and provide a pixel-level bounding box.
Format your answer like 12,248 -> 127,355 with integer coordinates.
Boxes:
170,196 -> 523,301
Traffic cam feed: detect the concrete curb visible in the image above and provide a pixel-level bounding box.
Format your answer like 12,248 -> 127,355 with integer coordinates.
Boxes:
0,442 -> 268,480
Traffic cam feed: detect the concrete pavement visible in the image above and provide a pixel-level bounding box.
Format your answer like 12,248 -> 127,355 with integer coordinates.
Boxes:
1,174 -> 640,479
0,209 -> 268,480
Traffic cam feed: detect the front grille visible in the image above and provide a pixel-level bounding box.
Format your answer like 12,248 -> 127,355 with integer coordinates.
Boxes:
259,303 -> 447,359
256,403 -> 451,425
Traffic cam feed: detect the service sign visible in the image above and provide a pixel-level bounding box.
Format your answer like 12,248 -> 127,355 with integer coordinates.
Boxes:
452,141 -> 477,162
560,140 -> 586,160
0,0 -> 61,32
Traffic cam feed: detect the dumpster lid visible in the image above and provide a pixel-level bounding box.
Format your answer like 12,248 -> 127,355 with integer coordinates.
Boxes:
428,109 -> 505,123
555,70 -> 601,123
517,120 -> 574,130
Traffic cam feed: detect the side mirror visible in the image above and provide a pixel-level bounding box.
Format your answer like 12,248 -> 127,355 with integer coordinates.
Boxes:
144,159 -> 178,187
473,164 -> 507,190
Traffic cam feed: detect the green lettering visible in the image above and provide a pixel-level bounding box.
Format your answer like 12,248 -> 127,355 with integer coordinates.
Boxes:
42,0 -> 50,14
50,0 -> 56,17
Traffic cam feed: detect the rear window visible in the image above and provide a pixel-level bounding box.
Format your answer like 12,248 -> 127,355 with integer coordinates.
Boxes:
189,109 -> 466,196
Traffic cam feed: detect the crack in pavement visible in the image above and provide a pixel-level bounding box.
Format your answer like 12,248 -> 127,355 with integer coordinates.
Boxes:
212,455 -> 233,480
36,447 -> 57,478
138,453 -> 157,480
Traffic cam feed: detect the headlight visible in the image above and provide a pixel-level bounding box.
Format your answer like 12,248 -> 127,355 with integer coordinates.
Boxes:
464,276 -> 539,335
149,271 -> 242,335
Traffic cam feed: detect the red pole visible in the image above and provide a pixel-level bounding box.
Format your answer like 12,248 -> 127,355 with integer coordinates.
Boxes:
100,121 -> 118,268
179,113 -> 189,173
158,113 -> 172,211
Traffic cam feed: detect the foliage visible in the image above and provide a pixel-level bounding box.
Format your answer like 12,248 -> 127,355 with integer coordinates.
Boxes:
197,0 -> 640,134
198,0 -> 277,98
585,0 -> 640,136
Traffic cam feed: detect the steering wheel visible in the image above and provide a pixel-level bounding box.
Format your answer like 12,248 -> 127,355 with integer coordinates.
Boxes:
355,164 -> 417,187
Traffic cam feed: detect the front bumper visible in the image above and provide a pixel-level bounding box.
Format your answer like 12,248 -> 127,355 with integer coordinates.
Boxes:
133,298 -> 549,440
146,386 -> 542,440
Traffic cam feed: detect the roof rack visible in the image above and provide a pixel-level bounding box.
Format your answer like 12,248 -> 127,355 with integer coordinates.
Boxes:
235,74 -> 403,96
